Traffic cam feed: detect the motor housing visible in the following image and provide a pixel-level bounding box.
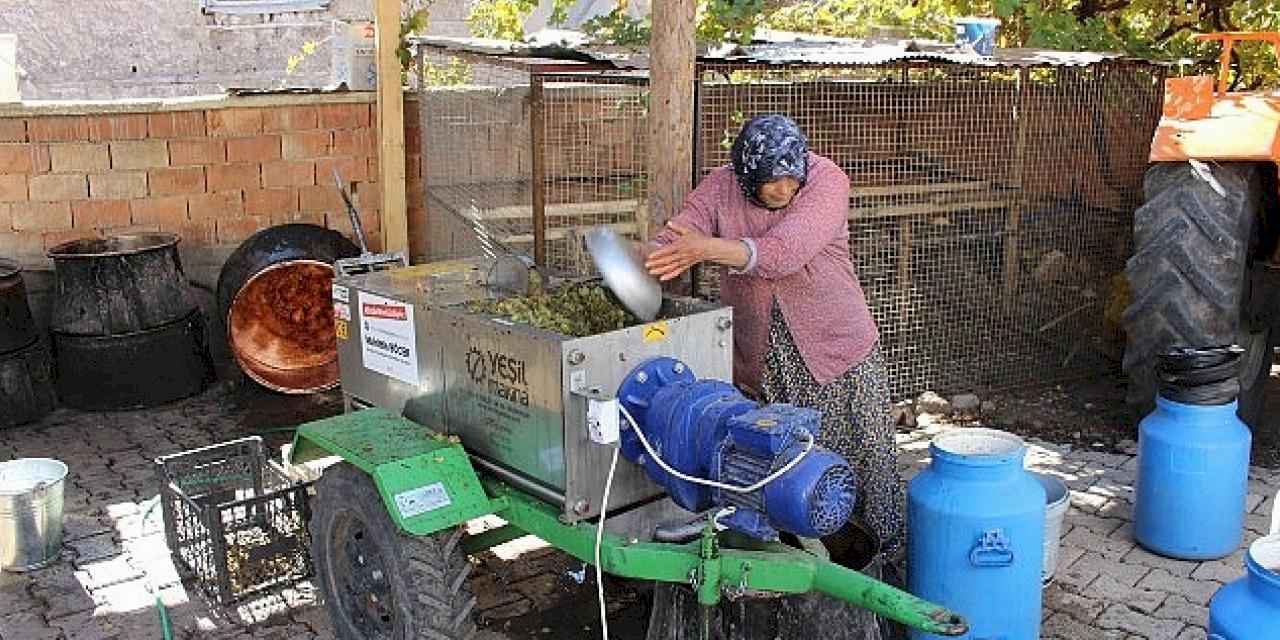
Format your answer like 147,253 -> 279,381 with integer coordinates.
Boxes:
616,357 -> 856,540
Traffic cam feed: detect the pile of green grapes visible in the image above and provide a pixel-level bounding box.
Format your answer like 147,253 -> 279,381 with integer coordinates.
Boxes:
467,284 -> 639,337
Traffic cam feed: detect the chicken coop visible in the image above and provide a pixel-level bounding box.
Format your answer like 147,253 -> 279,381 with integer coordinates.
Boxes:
412,38 -> 1167,400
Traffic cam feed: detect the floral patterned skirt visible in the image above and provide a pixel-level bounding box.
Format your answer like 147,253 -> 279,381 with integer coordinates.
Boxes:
761,303 -> 906,556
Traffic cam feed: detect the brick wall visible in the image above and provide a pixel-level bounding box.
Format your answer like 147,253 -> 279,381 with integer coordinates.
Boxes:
0,94 -> 426,268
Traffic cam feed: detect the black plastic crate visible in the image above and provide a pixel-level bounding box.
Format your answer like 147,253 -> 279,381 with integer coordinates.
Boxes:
155,436 -> 314,605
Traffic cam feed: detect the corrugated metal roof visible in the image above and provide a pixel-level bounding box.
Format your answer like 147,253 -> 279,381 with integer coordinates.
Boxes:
411,30 -> 1160,72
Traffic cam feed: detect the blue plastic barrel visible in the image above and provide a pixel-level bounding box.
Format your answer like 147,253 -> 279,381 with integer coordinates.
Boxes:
1134,397 -> 1251,559
908,428 -> 1045,639
1207,491 -> 1280,640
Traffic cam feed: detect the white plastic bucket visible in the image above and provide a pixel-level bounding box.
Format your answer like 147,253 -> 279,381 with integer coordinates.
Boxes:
955,17 -> 1001,56
0,458 -> 68,571
1033,472 -> 1069,586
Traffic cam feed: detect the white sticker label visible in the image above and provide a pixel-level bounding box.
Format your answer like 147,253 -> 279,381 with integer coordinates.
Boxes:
394,482 -> 452,519
358,292 -> 418,385
332,284 -> 349,303
333,301 -> 351,322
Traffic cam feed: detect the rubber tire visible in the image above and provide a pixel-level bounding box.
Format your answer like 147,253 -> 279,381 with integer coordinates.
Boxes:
311,463 -> 478,640
1123,161 -> 1272,424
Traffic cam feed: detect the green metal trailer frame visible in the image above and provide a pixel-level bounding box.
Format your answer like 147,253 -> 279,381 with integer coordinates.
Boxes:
290,408 -> 968,636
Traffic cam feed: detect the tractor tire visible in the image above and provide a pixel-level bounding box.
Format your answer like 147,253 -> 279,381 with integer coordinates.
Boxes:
311,463 -> 478,640
1123,161 -> 1275,426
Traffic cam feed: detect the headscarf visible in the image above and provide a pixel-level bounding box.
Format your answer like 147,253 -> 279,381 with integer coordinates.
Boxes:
730,114 -> 810,209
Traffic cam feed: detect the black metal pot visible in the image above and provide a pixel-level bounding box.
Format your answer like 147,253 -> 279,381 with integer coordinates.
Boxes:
216,224 -> 358,394
52,310 -> 214,411
0,338 -> 56,428
0,260 -> 38,355
47,233 -> 197,336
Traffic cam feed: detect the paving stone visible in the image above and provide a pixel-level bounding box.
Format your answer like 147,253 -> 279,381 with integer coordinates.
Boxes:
1122,546 -> 1197,578
1095,603 -> 1185,639
1069,490 -> 1113,514
82,555 -> 144,591
61,512 -> 115,544
1191,556 -> 1244,583
1043,587 -> 1105,623
1245,512 -> 1273,536
1153,594 -> 1210,627
1087,574 -> 1166,614
89,578 -> 155,615
0,609 -> 62,640
1054,561 -> 1101,594
68,532 -> 123,567
29,564 -> 96,619
1041,612 -> 1126,639
1176,626 -> 1208,640
1064,528 -> 1135,561
50,607 -> 159,640
1137,569 -> 1221,606
0,572 -> 37,616
1068,511 -> 1125,536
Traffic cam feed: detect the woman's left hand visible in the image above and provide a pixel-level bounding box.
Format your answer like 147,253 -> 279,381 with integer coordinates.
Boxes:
645,222 -> 714,282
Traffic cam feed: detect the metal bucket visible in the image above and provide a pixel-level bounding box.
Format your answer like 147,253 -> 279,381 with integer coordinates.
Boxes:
1033,472 -> 1070,586
0,458 -> 68,571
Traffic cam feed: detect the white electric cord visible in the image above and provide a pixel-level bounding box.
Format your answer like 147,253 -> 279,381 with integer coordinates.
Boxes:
618,403 -> 815,494
595,445 -> 619,640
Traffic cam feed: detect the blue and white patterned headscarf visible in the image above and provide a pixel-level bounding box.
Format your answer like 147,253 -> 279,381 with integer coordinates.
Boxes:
730,114 -> 810,209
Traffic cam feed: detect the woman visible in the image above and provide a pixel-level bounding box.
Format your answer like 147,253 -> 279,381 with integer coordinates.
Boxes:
645,114 -> 906,571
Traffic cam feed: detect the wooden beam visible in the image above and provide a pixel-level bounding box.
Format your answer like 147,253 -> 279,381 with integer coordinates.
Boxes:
374,0 -> 408,254
646,0 -> 697,241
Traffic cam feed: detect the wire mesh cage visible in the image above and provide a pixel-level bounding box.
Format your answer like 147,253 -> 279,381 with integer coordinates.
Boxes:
416,49 -> 650,276
155,437 -> 313,606
415,45 -> 1166,400
695,60 -> 1166,399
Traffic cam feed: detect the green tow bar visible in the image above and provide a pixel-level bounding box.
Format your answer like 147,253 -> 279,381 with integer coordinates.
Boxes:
482,480 -> 969,636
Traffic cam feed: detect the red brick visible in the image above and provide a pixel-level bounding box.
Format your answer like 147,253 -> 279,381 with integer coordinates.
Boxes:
0,231 -> 45,263
110,140 -> 169,169
0,119 -> 26,143
326,208 -> 380,242
404,126 -> 421,150
206,163 -> 260,192
28,116 -> 90,142
148,111 -> 206,138
177,220 -> 216,245
0,144 -> 38,174
0,175 -> 29,202
44,230 -> 95,251
262,106 -> 319,132
28,174 -> 85,201
367,156 -> 378,180
353,180 -> 381,212
188,191 -> 244,221
403,99 -> 421,123
13,201 -> 72,232
101,224 -> 160,236
89,172 -> 148,200
226,135 -> 281,163
333,128 -> 375,157
130,196 -> 188,228
318,103 -> 370,130
270,211 -> 324,227
315,156 -> 367,185
86,114 -> 149,141
72,199 -> 131,229
207,108 -> 263,137
49,143 -> 110,173
216,216 -> 269,245
149,167 -> 205,196
244,188 -> 298,216
261,160 -> 313,188
0,203 -> 10,230
281,131 -> 331,159
299,184 -> 343,213
169,139 -> 225,166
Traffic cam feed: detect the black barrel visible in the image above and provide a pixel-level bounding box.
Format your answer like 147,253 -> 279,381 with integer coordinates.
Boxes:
0,260 -> 38,355
216,224 -> 358,394
47,233 -> 197,336
52,310 -> 214,411
0,338 -> 56,428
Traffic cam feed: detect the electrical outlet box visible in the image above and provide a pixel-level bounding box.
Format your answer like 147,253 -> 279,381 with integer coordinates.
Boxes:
587,397 -> 620,445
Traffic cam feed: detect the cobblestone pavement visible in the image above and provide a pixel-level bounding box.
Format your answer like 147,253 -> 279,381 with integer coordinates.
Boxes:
0,382 -> 1275,640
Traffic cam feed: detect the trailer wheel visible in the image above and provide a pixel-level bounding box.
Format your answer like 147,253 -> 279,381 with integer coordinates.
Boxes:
311,463 -> 478,640
1123,161 -> 1277,426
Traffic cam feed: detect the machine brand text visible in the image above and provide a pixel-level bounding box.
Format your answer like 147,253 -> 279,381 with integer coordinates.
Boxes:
466,346 -> 530,406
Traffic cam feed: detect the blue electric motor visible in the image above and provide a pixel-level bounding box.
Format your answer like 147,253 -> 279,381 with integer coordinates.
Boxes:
616,357 -> 856,541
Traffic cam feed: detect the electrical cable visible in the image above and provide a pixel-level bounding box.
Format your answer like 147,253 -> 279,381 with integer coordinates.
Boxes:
618,404 -> 813,494
595,445 -> 619,640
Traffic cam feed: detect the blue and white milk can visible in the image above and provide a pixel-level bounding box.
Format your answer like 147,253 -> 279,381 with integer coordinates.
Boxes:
1134,347 -> 1251,560
1207,490 -> 1280,639
908,428 -> 1045,639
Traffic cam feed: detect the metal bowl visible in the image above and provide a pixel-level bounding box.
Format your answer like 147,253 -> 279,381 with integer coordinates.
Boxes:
585,226 -> 661,322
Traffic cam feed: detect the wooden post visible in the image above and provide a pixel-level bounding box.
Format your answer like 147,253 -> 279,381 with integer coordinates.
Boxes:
646,0 -> 697,237
374,0 -> 408,254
